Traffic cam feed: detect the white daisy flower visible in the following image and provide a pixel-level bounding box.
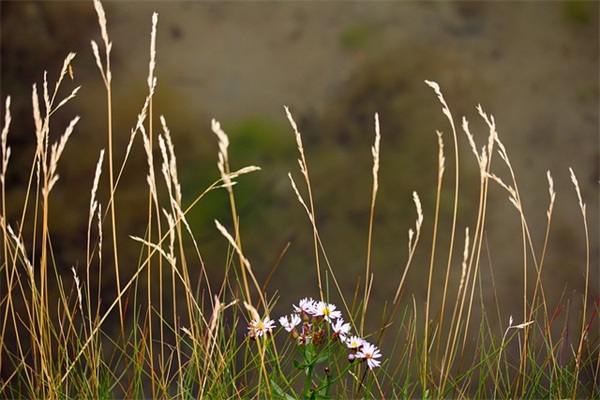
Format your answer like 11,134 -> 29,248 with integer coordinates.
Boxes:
314,301 -> 342,322
248,317 -> 275,338
331,318 -> 351,341
279,314 -> 301,332
346,335 -> 364,350
356,341 -> 382,369
293,297 -> 317,316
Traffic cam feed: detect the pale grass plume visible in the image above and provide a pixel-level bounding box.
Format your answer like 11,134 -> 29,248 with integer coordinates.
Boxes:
436,130 -> 445,177
287,169 -> 351,317
214,219 -> 269,317
546,171 -> 555,220
208,116 -> 261,207
34,53 -> 79,119
43,71 -> 50,114
491,131 -> 523,215
425,80 -> 454,129
486,170 -> 520,213
211,119 -> 232,187
148,12 -> 158,89
569,166 -> 591,379
89,149 -> 105,223
91,203 -> 103,332
156,116 -> 198,259
162,202 -> 183,376
96,203 -> 103,266
7,223 -> 33,278
131,78 -> 157,150
479,142 -> 489,175
407,191 -> 424,252
494,134 -> 511,168
569,167 -> 585,214
137,84 -> 158,206
211,105 -> 262,312
32,53 -> 81,130
476,104 -> 498,165
71,266 -> 83,313
285,106 -> 327,301
168,192 -> 204,284
31,83 -> 44,157
32,53 -> 81,135
214,219 -> 251,272
1,96 -> 11,182
118,83 -> 156,185
288,172 -> 314,224
477,103 -> 496,134
494,315 -> 536,398
424,80 -> 462,391
29,53 -> 81,197
87,149 -> 105,264
509,316 -> 534,330
462,117 -> 478,164
46,116 -> 80,195
371,112 -> 381,191
162,208 -> 176,260
90,41 -> 104,82
363,112 -> 381,330
180,326 -> 196,346
462,104 -> 497,190
53,51 -> 79,97
53,53 -> 80,112
169,194 -> 209,315
130,235 -> 175,266
209,296 -> 225,334
138,78 -> 157,130
92,0 -> 112,85
93,0 -> 110,53
230,165 -> 261,180
141,125 -> 159,205
288,167 -> 346,316
203,296 -> 238,370
462,116 -> 490,175
393,191 -> 423,304
413,191 -> 424,235
170,199 -> 200,260
457,227 -> 470,296
159,116 -> 181,203
212,166 -> 262,190
244,301 -> 262,323
284,105 -> 308,177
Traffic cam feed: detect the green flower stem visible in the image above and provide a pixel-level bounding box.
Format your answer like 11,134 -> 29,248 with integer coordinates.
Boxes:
302,364 -> 314,400
311,362 -> 355,396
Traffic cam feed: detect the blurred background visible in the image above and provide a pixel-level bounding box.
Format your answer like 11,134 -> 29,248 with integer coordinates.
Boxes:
1,0 -> 598,382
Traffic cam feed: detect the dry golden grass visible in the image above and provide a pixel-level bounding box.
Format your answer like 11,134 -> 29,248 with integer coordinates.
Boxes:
0,1 -> 597,398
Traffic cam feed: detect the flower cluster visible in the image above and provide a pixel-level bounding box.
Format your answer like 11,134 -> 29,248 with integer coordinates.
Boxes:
278,297 -> 383,369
